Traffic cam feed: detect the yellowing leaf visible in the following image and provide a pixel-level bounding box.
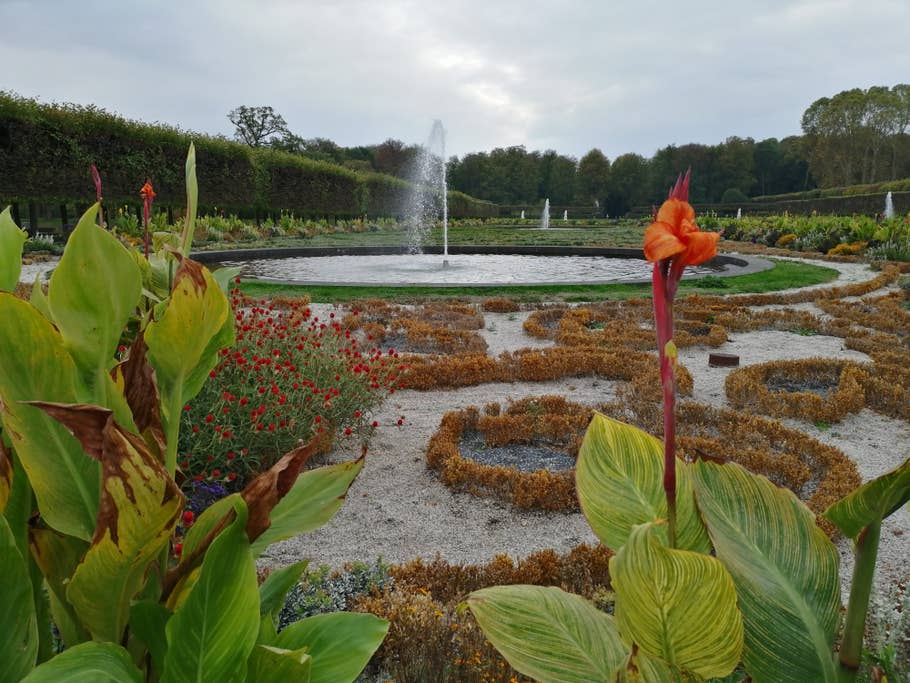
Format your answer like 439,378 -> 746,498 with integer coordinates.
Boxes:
0,206 -> 27,292
0,294 -> 98,540
32,402 -> 183,642
576,413 -> 710,553
145,257 -> 233,471
692,460 -> 840,683
469,585 -> 628,683
611,523 -> 743,679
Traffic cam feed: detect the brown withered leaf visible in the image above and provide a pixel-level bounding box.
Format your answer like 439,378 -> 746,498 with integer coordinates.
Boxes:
28,401 -> 183,641
111,333 -> 167,459
240,435 -> 331,542
164,247 -> 207,293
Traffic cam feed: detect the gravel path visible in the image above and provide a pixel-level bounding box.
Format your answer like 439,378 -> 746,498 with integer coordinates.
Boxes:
265,257 -> 909,601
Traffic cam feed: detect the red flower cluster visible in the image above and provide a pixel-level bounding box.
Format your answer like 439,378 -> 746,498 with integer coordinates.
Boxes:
179,288 -> 404,487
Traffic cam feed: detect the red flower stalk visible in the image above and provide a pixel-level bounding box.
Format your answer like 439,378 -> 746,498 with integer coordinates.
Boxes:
91,164 -> 103,227
139,179 -> 156,257
644,170 -> 719,547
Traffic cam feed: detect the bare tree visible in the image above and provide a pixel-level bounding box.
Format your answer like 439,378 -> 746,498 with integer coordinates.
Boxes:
227,105 -> 289,147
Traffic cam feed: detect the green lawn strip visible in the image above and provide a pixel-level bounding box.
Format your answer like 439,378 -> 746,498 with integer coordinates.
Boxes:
237,260 -> 838,304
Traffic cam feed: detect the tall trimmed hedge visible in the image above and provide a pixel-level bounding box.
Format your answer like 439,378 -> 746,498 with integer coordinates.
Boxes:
0,92 -> 497,218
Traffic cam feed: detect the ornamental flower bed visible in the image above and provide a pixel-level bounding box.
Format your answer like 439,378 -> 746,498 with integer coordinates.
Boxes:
426,397 -> 593,511
725,358 -> 871,424
179,287 -> 403,488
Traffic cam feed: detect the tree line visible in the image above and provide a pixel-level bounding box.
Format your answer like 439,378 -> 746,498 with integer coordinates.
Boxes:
228,84 -> 910,216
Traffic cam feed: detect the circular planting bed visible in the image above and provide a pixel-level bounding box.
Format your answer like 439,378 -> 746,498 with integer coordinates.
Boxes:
725,358 -> 871,423
426,396 -> 593,511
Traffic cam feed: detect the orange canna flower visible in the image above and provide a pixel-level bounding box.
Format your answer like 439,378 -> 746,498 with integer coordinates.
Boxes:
644,198 -> 719,266
139,181 -> 156,200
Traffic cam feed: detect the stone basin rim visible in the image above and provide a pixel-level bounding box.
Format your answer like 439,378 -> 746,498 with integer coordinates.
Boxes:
193,246 -> 773,288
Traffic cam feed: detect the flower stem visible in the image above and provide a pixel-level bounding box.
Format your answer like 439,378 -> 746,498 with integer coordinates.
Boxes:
838,521 -> 881,680
653,262 -> 678,548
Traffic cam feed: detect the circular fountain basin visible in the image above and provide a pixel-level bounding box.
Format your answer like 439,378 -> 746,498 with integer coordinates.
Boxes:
197,247 -> 771,287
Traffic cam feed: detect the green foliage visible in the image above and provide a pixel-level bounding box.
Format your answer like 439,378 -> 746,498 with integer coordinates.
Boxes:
0,91 -> 493,218
0,150 -> 386,680
720,187 -> 749,203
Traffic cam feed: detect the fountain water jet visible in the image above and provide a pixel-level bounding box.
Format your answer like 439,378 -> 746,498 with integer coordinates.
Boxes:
541,199 -> 550,229
405,120 -> 448,259
885,191 -> 895,219
563,209 -> 568,222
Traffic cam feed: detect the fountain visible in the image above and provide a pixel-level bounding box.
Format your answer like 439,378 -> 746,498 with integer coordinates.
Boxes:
520,210 -> 525,219
540,199 -> 550,230
885,191 -> 895,219
563,209 -> 568,222
736,207 -> 742,220
405,120 -> 448,259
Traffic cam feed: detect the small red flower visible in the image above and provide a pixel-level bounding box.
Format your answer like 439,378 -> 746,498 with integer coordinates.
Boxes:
182,510 -> 195,526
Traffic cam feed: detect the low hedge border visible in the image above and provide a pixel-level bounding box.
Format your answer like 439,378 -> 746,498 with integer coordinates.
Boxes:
425,397 -> 592,511
399,347 -> 694,395
725,358 -> 871,424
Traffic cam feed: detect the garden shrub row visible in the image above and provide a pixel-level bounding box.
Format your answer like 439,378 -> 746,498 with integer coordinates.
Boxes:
0,92 -> 497,217
353,545 -> 614,683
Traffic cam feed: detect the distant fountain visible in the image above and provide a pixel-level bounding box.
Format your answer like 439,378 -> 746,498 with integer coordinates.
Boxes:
885,191 -> 895,219
736,207 -> 742,220
541,199 -> 550,230
405,120 -> 448,258
520,210 -> 525,219
563,209 -> 568,222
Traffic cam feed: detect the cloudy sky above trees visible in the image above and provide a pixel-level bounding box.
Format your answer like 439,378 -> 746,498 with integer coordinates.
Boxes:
3,0 -> 909,159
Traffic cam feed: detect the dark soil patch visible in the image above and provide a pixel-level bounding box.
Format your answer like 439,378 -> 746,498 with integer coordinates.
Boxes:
765,376 -> 837,397
458,431 -> 575,473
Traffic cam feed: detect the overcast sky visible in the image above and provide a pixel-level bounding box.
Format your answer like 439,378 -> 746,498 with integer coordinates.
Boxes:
3,0 -> 909,160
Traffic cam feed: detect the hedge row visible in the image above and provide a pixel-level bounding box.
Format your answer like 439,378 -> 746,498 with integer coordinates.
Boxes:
0,92 -> 497,218
753,177 -> 910,202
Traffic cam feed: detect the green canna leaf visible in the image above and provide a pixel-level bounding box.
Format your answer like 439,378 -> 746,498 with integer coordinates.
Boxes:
161,497 -> 259,683
130,600 -> 171,676
692,460 -> 840,683
47,204 -> 141,384
259,560 -> 309,626
30,403 -> 183,643
576,413 -> 710,553
0,206 -> 27,292
824,457 -> 910,540
611,523 -> 743,679
180,143 -> 198,256
0,294 -> 98,540
28,273 -> 52,321
0,515 -> 37,683
29,528 -> 90,649
469,584 -> 679,683
250,456 -> 364,556
246,645 -> 312,682
20,642 -> 142,683
274,612 -> 388,683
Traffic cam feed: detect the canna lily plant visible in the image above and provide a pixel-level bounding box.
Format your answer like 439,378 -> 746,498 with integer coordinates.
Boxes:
468,172 -> 910,683
0,147 -> 387,682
